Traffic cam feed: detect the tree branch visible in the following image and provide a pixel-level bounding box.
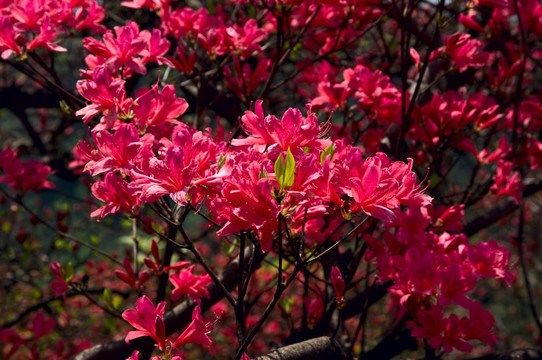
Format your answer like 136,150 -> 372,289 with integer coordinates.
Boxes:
468,349 -> 542,360
463,178 -> 542,237
256,336 -> 351,360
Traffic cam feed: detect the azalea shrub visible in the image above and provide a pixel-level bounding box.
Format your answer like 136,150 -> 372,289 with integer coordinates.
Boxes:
0,0 -> 541,359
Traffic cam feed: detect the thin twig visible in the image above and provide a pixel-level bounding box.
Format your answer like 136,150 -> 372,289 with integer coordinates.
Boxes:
306,216 -> 369,264
179,226 -> 237,307
0,186 -> 122,266
1,288 -> 128,329
235,257 -> 304,360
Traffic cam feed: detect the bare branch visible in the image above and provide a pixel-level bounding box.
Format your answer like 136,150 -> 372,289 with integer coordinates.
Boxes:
256,336 -> 351,360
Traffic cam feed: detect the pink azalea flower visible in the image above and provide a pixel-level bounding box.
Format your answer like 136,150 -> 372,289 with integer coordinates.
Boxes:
436,263 -> 476,309
222,19 -> 269,58
351,64 -> 402,125
390,247 -> 440,306
490,160 -> 523,203
169,265 -> 212,303
29,312 -> 56,341
311,71 -> 357,111
91,172 -> 141,221
410,305 -> 446,350
430,33 -> 489,72
391,158 -> 432,207
305,296 -> 324,330
211,161 -> 280,252
76,67 -> 129,126
336,150 -> 398,222
0,16 -> 22,59
84,124 -> 152,176
0,148 -> 55,194
172,305 -> 213,350
9,0 -> 45,31
74,0 -> 107,34
334,149 -> 431,222
0,328 -> 26,360
26,16 -> 67,52
441,314 -> 472,353
463,301 -> 498,346
122,295 -> 167,350
50,262 -> 69,298
140,28 -> 173,66
132,84 -> 189,129
115,257 -> 149,289
231,100 -> 332,158
130,146 -> 197,206
308,158 -> 343,206
466,240 -> 515,285
83,21 -> 148,74
70,139 -> 100,173
132,126 -> 220,204
165,7 -> 214,39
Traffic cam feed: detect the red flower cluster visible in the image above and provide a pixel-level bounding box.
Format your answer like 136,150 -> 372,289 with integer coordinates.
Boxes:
0,0 -> 105,59
122,295 -> 212,356
0,148 -> 54,194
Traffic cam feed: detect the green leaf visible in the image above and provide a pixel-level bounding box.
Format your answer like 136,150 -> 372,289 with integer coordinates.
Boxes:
217,154 -> 226,169
274,149 -> 296,190
222,242 -> 235,256
274,153 -> 285,188
64,262 -> 74,282
284,148 -> 295,188
103,288 -> 112,307
248,2 -> 256,18
320,144 -> 336,164
112,295 -> 123,310
429,173 -> 440,188
207,0 -> 216,15
279,297 -> 295,315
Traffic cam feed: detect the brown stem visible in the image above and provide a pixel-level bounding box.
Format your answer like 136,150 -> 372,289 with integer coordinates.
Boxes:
255,336 -> 350,360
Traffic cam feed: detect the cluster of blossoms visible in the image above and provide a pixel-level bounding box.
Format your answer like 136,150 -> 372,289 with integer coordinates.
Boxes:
61,0 -> 521,355
0,147 -> 54,194
0,0 -> 105,59
123,296 -> 212,360
72,76 -> 514,353
366,208 -> 514,351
